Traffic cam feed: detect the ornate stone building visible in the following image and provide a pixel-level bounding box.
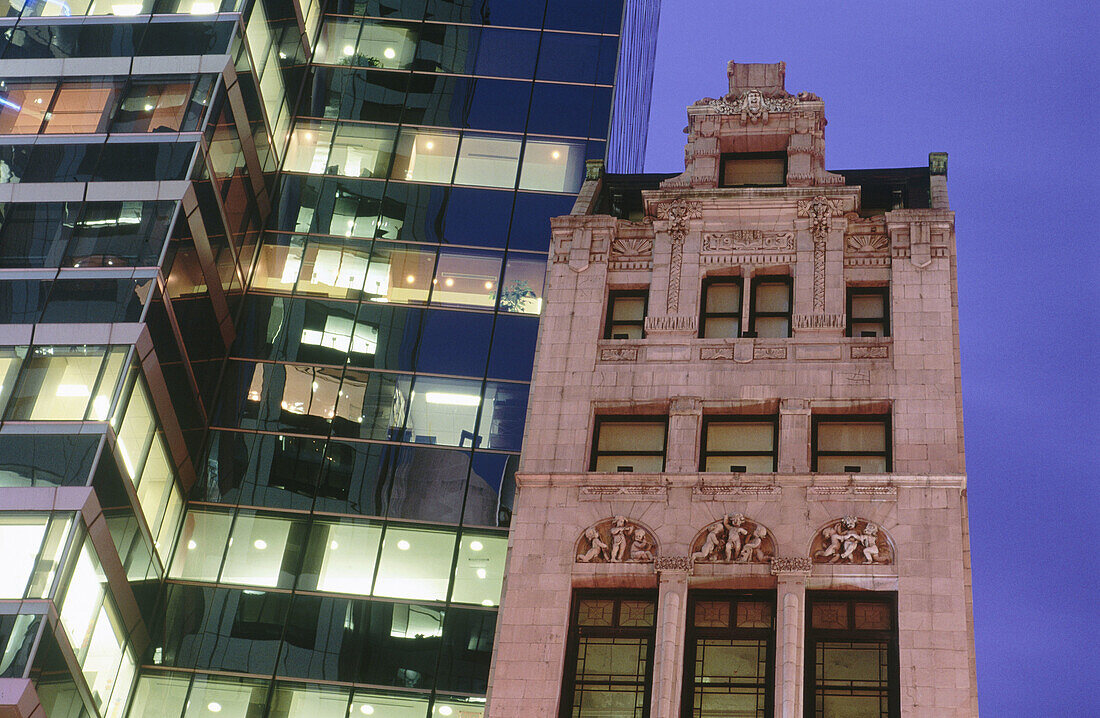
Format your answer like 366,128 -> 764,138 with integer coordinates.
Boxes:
484,62 -> 978,717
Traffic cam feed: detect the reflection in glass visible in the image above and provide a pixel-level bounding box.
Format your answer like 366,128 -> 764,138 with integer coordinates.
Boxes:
219,512 -> 294,588
168,510 -> 232,581
0,513 -> 72,599
498,253 -> 545,314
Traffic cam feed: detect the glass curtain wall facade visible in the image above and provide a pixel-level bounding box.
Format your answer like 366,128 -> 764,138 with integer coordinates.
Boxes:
0,1 -> 662,718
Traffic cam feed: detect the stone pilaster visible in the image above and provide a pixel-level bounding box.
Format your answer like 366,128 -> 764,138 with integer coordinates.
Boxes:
771,557 -> 812,718
650,558 -> 691,718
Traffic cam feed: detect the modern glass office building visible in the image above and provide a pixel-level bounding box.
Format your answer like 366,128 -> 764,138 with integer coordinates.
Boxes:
0,1 -> 660,717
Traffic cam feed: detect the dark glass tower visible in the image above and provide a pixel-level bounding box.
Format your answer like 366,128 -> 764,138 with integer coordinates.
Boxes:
0,1 -> 659,717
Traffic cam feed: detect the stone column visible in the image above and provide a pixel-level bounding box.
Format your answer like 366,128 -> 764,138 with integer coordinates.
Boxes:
650,557 -> 691,718
771,557 -> 812,718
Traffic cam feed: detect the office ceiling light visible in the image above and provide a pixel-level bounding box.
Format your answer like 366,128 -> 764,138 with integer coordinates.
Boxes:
190,1 -> 216,13
253,539 -> 267,550
469,541 -> 483,551
207,703 -> 222,713
551,150 -> 561,159
476,568 -> 487,579
438,708 -> 453,716
383,47 -> 396,59
397,539 -> 411,550
56,384 -> 90,397
424,392 -> 480,406
360,706 -> 374,716
343,45 -> 355,56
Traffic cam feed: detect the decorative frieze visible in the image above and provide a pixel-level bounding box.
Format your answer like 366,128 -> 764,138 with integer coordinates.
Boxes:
808,486 -> 897,500
793,314 -> 845,330
692,485 -> 781,499
770,556 -> 813,575
702,230 -> 795,252
579,485 -> 666,501
701,252 -> 797,266
753,346 -> 787,360
576,516 -> 656,564
851,345 -> 889,359
690,514 -> 774,564
700,347 -> 735,361
811,516 -> 894,565
654,556 -> 692,573
599,347 -> 638,362
644,315 -> 697,333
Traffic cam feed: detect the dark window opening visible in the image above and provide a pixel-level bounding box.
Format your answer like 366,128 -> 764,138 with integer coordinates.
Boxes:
699,277 -> 742,339
747,276 -> 791,338
846,287 -> 890,338
591,416 -> 667,473
605,290 -> 648,340
811,415 -> 891,473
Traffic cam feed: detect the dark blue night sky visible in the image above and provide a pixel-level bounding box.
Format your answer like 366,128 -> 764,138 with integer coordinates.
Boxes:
643,1 -> 1097,714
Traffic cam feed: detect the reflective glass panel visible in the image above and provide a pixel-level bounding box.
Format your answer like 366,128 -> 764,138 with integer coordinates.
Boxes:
518,138 -> 585,193
392,128 -> 460,184
168,510 -> 232,581
373,525 -> 456,601
453,133 -> 520,189
220,512 -> 295,588
451,533 -> 506,606
5,345 -> 107,421
299,519 -> 382,596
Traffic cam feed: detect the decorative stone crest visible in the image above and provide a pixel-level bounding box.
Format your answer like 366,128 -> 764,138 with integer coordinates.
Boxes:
811,516 -> 894,565
576,516 -> 656,564
654,198 -> 702,313
797,195 -> 843,312
709,90 -> 794,124
702,230 -> 795,252
769,556 -> 813,575
689,514 -> 774,565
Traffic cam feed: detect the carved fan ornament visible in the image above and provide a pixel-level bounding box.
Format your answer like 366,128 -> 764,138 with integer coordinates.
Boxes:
811,516 -> 894,565
689,513 -> 774,565
846,234 -> 889,253
610,237 -> 653,258
576,516 -> 656,564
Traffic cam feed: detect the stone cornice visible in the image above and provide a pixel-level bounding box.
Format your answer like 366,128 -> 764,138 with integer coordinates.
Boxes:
514,473 -> 967,490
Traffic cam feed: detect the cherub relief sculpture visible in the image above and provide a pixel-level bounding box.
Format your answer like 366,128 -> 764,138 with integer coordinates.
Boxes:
576,517 -> 657,564
690,514 -> 774,565
811,516 -> 893,565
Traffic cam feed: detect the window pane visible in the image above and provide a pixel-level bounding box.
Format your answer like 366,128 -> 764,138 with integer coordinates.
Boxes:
851,294 -> 884,319
454,133 -> 521,189
181,675 -> 268,718
0,83 -> 54,134
697,638 -> 766,681
393,128 -> 460,184
0,346 -> 27,415
328,123 -> 396,179
703,317 -> 739,338
594,454 -> 664,473
706,422 -> 773,452
705,282 -> 741,313
135,435 -> 173,533
723,157 -> 785,186
819,642 -> 889,685
703,455 -> 775,473
297,241 -> 371,299
811,602 -> 849,630
754,282 -> 789,312
169,510 -> 232,581
403,375 -> 481,447
300,519 -> 382,595
850,322 -> 885,338
269,683 -> 350,718
128,674 -> 189,718
499,254 -> 546,315
6,345 -> 107,421
611,296 -> 644,322
349,691 -> 429,718
693,600 -> 730,628
87,346 -> 127,420
219,512 -> 295,588
817,423 -> 886,452
608,324 -> 643,340
43,82 -> 120,134
373,525 -> 456,601
754,317 -> 789,338
430,248 -> 502,310
518,139 -> 585,193
116,377 -> 156,480
816,455 -> 887,473
451,533 -> 507,607
59,537 -> 107,659
0,514 -> 49,598
111,80 -> 195,133
597,421 -> 665,453
284,121 -> 335,174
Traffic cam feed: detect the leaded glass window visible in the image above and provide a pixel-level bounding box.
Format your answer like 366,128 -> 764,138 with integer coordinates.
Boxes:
806,592 -> 899,718
562,592 -> 656,718
683,592 -> 774,718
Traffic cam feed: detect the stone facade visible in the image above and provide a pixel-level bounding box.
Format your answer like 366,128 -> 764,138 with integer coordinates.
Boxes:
486,61 -> 977,717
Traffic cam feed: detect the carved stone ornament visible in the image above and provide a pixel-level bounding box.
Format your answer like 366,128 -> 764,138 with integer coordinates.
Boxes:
770,556 -> 813,575
576,516 -> 656,564
797,195 -> 842,312
689,514 -> 775,565
709,89 -> 794,125
654,555 -> 692,572
599,347 -> 638,362
851,345 -> 889,359
846,234 -> 889,253
610,237 -> 653,258
654,198 -> 702,313
811,516 -> 894,565
702,230 -> 795,252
